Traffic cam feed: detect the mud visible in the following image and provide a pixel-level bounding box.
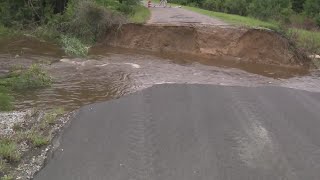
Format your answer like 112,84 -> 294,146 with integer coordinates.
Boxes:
103,24 -> 310,67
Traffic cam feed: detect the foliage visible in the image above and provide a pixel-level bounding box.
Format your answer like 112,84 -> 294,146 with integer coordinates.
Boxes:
304,0 -> 320,17
61,35 -> 89,57
65,0 -> 125,43
184,6 -> 278,29
129,5 -> 151,23
27,132 -> 49,147
0,139 -> 20,162
2,64 -> 52,90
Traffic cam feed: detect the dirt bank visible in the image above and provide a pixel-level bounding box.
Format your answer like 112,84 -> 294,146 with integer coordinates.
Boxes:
103,24 -> 310,67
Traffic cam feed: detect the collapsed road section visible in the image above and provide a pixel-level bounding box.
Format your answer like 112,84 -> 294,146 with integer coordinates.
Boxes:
103,24 -> 310,68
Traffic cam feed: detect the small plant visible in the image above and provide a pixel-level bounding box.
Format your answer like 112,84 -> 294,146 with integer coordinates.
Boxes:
27,133 -> 49,147
40,107 -> 65,129
60,35 -> 88,57
0,139 -> 20,162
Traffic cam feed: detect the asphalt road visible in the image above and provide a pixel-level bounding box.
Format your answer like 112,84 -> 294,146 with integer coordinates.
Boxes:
148,6 -> 228,25
34,84 -> 320,180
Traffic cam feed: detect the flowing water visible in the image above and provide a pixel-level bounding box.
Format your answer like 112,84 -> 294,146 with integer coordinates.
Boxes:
1,37 -> 320,111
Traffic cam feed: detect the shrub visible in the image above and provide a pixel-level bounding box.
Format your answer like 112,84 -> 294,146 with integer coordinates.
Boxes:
65,0 -> 126,44
61,35 -> 88,57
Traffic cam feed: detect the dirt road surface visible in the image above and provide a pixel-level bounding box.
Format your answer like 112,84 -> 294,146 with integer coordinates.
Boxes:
34,84 -> 320,180
148,6 -> 228,25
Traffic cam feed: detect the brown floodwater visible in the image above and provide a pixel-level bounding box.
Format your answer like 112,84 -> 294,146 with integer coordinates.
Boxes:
0,37 -> 319,111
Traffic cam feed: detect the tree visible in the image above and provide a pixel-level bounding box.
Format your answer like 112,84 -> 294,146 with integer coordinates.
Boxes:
292,0 -> 306,13
248,0 -> 292,20
304,0 -> 320,17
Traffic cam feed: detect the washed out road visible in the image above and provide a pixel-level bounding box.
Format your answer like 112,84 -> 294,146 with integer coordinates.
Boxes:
35,84 -> 320,180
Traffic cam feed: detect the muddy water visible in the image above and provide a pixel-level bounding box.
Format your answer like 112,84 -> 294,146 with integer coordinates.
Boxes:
0,37 -> 319,111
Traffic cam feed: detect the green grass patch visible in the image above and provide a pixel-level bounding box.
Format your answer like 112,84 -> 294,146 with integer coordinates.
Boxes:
130,5 -> 151,24
27,133 -> 49,147
0,139 -> 20,162
0,86 -> 13,111
183,6 -> 278,29
0,64 -> 52,90
0,175 -> 14,180
294,29 -> 320,53
61,35 -> 89,57
40,107 -> 65,129
0,25 -> 18,38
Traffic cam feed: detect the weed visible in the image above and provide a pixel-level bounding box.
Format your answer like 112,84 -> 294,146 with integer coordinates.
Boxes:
0,139 -> 20,162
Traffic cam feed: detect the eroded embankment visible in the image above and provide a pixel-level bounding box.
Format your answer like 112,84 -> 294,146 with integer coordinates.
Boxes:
103,24 -> 310,67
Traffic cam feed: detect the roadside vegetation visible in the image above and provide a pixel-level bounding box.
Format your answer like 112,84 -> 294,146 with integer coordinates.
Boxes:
0,107 -> 65,179
169,0 -> 320,64
0,0 -> 150,57
0,64 -> 51,111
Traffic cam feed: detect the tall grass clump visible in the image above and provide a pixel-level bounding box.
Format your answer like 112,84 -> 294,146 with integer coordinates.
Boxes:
3,64 -> 52,90
61,35 -> 88,57
0,86 -> 13,111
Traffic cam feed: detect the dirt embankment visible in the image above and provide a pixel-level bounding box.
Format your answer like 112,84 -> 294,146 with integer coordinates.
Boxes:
103,24 -> 310,67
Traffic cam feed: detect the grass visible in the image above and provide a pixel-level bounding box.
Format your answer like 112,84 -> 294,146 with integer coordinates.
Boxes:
61,35 -> 89,57
180,4 -> 320,62
130,5 -> 151,24
0,140 -> 20,162
0,25 -> 17,38
0,64 -> 52,91
40,107 -> 65,129
183,6 -> 278,29
27,133 -> 49,147
294,29 -> 320,53
0,175 -> 13,180
0,86 -> 13,111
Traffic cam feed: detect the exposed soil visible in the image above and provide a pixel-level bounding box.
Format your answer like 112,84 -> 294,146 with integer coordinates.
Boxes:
103,24 -> 311,67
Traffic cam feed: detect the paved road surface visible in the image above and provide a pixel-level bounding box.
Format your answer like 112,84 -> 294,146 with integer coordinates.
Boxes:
148,6 -> 228,25
35,84 -> 320,180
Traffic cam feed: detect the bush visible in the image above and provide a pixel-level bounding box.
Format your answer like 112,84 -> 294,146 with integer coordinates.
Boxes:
61,35 -> 88,57
65,0 -> 126,44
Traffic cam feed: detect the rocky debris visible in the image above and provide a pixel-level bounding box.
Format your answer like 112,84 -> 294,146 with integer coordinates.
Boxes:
0,110 -> 32,136
0,109 -> 75,180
